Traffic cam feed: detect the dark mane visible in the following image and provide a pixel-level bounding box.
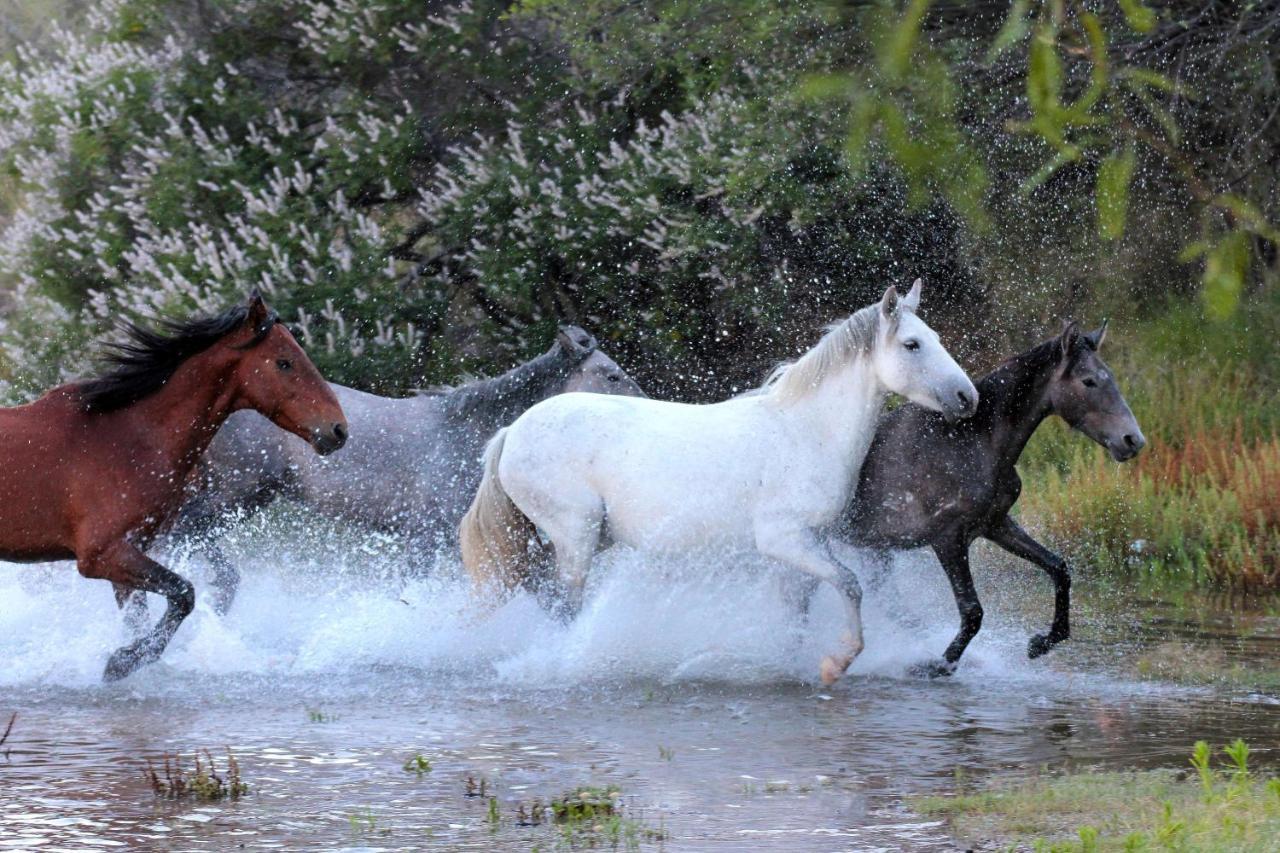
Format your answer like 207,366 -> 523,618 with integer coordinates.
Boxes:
978,338 -> 1061,392
436,345 -> 587,424
78,303 -> 274,413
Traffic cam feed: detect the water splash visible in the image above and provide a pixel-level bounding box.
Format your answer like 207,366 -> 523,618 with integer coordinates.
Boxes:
0,529 -> 1050,696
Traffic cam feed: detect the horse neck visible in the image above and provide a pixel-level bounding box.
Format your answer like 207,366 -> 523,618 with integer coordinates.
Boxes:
978,342 -> 1058,468
776,358 -> 886,462
116,348 -> 241,472
446,348 -> 574,429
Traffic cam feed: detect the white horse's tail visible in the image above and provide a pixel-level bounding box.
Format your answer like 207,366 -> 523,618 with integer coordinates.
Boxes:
459,428 -> 544,596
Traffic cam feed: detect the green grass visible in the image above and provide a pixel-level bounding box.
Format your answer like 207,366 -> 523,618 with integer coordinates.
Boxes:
917,741 -> 1280,852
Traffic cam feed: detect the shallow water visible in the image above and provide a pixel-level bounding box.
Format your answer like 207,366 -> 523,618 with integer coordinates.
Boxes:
2,530 -> 1278,851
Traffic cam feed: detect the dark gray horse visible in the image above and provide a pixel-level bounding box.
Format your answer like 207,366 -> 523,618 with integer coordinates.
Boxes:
812,321 -> 1144,675
175,326 -> 645,613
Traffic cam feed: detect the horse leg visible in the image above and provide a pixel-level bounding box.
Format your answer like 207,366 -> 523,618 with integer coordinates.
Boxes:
113,583 -> 150,639
170,492 -> 240,615
80,541 -> 195,682
545,508 -> 604,624
757,528 -> 863,685
786,545 -> 889,618
202,541 -> 239,617
986,516 -> 1071,659
913,537 -> 981,678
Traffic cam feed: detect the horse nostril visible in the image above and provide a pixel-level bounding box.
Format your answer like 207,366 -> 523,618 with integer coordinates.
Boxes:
333,423 -> 348,444
1123,433 -> 1143,450
957,390 -> 973,410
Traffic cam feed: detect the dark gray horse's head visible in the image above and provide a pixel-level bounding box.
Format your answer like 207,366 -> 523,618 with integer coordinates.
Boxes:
554,325 -> 646,398
1049,320 -> 1145,462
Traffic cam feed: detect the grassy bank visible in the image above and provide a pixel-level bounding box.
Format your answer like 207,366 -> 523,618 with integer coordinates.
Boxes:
1015,293 -> 1280,591
917,741 -> 1280,852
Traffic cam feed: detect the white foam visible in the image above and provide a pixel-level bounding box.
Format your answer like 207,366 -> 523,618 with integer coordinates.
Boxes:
0,532 -> 1043,692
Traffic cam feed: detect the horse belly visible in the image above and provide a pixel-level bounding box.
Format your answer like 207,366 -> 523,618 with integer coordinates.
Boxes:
601,475 -> 758,553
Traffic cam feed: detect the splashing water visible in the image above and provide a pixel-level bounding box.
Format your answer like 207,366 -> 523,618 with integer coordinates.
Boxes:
1,530 -> 1040,694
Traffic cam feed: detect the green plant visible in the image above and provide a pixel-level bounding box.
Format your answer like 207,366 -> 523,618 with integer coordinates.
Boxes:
144,749 -> 248,801
402,753 -> 431,776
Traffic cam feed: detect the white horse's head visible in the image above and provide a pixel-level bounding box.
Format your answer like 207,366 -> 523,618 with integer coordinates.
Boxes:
871,279 -> 978,423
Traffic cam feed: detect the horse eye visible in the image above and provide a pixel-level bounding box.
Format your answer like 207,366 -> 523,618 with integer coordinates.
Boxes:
1082,377 -> 1097,388
607,373 -> 620,382
276,358 -> 293,372
904,340 -> 920,352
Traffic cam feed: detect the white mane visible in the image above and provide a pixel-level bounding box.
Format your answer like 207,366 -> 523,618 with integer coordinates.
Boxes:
763,303 -> 887,403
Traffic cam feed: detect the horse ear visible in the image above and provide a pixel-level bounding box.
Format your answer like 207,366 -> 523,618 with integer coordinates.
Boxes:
556,325 -> 597,356
1085,318 -> 1108,350
1059,320 -> 1081,359
879,284 -> 901,322
901,278 -> 922,312
245,288 -> 269,327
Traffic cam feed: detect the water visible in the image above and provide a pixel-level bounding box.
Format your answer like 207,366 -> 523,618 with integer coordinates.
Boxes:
2,530 -> 1278,851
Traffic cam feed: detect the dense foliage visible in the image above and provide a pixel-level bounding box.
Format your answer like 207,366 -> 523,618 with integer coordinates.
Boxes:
0,0 -> 1276,401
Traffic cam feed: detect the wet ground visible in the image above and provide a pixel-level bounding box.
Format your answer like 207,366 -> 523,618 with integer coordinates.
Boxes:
3,531 -> 1278,851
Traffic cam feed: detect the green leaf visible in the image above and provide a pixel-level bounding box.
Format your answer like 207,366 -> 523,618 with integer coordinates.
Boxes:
1096,146 -> 1136,240
843,95 -> 879,177
799,73 -> 851,101
984,0 -> 1031,64
1117,0 -> 1158,34
1020,147 -> 1080,196
879,0 -> 932,82
1027,27 -> 1063,115
1202,231 -> 1251,320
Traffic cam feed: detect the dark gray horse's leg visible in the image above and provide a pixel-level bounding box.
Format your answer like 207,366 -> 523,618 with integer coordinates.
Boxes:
113,583 -> 150,638
911,537 -> 982,678
169,490 -> 240,616
205,541 -> 240,616
985,516 -> 1071,659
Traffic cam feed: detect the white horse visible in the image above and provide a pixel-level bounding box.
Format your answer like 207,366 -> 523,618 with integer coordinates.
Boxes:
460,280 -> 978,683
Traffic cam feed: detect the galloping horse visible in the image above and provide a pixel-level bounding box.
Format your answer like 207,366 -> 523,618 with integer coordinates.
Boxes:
0,292 -> 346,681
172,325 -> 644,613
461,280 -> 979,684
833,321 -> 1144,675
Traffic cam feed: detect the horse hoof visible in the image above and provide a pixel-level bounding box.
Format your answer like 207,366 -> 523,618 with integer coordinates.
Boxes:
819,655 -> 850,685
103,649 -> 139,682
1027,633 -> 1061,659
907,658 -> 955,679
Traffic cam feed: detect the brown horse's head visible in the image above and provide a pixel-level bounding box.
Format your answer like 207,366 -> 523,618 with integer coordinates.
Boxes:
1048,320 -> 1145,462
227,292 -> 348,455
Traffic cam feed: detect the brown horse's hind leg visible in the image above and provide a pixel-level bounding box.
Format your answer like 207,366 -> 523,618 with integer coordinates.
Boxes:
81,541 -> 195,682
986,516 -> 1071,659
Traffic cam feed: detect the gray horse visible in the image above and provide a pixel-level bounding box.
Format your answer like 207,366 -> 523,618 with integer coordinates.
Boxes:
173,325 -> 645,613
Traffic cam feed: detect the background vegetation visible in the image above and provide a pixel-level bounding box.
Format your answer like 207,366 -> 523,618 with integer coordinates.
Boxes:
0,0 -> 1275,587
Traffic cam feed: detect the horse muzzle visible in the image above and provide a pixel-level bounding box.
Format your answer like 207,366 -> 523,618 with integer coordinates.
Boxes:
311,421 -> 349,456
1107,430 -> 1146,462
940,386 -> 979,424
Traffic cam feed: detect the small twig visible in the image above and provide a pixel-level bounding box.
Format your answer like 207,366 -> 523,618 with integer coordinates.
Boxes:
0,712 -> 15,755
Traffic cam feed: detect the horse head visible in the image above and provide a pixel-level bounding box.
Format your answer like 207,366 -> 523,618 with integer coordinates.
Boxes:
228,291 -> 348,455
555,324 -> 646,398
871,279 -> 978,424
1049,320 -> 1145,461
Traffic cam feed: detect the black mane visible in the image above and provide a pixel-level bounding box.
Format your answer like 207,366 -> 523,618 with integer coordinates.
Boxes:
78,303 -> 273,413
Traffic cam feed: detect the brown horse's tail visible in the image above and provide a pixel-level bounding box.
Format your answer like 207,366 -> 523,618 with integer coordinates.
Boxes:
459,429 -> 545,597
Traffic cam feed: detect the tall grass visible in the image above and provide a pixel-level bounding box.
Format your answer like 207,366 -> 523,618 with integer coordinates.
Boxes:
1016,293 -> 1280,591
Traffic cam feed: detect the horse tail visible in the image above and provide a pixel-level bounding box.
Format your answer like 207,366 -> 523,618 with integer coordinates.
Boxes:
459,428 -> 544,597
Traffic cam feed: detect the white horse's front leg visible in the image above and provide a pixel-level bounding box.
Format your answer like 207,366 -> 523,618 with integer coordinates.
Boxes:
757,526 -> 864,684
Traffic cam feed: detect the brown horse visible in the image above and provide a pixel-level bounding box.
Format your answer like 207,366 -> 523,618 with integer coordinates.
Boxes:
0,292 -> 347,681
